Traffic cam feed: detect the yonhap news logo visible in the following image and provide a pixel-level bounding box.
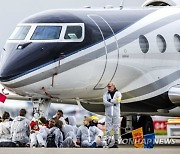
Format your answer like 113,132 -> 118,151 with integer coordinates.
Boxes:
119,138 -> 176,145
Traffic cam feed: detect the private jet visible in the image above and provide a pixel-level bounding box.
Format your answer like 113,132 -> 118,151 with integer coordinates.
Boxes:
1,0 -> 180,138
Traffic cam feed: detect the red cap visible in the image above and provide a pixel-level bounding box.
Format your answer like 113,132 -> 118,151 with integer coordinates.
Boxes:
30,121 -> 37,129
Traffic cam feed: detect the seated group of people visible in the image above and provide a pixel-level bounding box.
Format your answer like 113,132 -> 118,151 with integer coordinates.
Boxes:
0,109 -> 106,148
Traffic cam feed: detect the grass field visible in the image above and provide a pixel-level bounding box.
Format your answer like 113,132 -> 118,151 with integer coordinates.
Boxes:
154,130 -> 167,135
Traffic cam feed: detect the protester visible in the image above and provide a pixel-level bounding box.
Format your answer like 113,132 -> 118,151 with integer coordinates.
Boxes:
65,116 -> 78,134
11,109 -> 30,147
47,118 -> 63,148
57,120 -> 79,148
103,82 -> 122,148
53,110 -> 66,125
76,116 -> 105,148
38,117 -> 49,143
0,111 -> 16,147
29,121 -> 46,147
90,115 -> 99,127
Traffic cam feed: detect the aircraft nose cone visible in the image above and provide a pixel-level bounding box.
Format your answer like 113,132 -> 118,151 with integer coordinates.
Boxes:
0,43 -> 25,82
0,62 -> 17,82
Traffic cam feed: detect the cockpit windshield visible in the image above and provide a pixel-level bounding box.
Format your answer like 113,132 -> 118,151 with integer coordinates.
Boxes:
31,26 -> 62,40
8,23 -> 84,42
9,26 -> 31,40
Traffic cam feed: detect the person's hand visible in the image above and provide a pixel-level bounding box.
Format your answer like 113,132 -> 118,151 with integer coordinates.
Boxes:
76,140 -> 81,145
30,130 -> 35,134
96,136 -> 101,144
74,142 -> 80,148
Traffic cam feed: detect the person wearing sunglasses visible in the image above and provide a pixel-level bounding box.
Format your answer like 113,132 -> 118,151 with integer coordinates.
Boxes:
103,82 -> 122,148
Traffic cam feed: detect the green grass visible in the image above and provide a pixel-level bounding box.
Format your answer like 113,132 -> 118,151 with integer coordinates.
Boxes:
154,130 -> 167,135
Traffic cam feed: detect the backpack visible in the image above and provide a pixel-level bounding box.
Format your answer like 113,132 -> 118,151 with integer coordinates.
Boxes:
46,131 -> 56,147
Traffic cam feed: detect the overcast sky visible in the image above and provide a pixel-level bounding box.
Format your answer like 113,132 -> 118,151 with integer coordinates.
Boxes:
0,0 -> 146,48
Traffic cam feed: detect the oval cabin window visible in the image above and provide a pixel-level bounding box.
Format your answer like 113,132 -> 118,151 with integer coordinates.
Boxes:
139,35 -> 149,53
174,34 -> 180,52
156,34 -> 166,53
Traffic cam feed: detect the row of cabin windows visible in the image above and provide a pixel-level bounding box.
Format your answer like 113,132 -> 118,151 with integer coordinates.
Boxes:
139,34 -> 180,53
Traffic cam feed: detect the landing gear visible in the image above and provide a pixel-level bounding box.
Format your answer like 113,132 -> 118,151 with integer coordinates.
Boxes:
120,115 -> 154,140
32,98 -> 51,120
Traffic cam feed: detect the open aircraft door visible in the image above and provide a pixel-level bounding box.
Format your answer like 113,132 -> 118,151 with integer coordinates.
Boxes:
88,15 -> 119,89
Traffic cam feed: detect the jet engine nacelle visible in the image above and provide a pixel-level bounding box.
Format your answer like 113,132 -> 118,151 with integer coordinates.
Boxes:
168,85 -> 180,106
142,0 -> 178,7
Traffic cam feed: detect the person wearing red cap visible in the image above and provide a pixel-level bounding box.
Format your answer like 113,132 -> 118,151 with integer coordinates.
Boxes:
29,121 -> 46,148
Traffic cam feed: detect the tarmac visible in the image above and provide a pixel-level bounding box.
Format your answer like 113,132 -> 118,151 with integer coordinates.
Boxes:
0,136 -> 179,154
0,147 -> 179,154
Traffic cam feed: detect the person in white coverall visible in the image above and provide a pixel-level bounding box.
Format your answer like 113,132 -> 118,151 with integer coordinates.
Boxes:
103,82 -> 122,148
11,109 -> 30,147
76,116 -> 105,148
29,121 -> 47,147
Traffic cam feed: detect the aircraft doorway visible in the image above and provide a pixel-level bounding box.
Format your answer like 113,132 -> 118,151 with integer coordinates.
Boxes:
88,15 -> 119,89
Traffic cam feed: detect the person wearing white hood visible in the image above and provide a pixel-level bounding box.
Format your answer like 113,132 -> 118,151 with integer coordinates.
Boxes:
65,116 -> 78,135
11,109 -> 30,147
58,120 -> 79,148
0,111 -> 16,147
76,116 -> 105,148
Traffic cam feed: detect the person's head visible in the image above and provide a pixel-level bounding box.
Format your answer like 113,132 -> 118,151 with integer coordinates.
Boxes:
19,109 -> 27,117
65,117 -> 69,125
30,121 -> 39,130
2,111 -> 10,121
107,82 -> 116,92
56,110 -> 63,119
38,116 -> 47,126
83,116 -> 91,126
48,118 -> 56,128
55,119 -> 63,129
91,115 -> 99,124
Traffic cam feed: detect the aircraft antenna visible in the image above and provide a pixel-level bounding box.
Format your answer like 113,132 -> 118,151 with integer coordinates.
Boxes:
120,0 -> 125,10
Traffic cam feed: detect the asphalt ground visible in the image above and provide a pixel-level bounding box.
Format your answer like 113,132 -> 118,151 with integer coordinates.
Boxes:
0,136 -> 179,154
0,147 -> 179,154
